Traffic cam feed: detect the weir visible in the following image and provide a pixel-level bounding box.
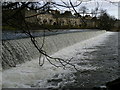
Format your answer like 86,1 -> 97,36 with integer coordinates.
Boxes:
2,30 -> 106,69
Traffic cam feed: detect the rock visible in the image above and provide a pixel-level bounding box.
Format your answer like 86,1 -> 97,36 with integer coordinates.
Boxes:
106,77 -> 120,90
47,78 -> 63,83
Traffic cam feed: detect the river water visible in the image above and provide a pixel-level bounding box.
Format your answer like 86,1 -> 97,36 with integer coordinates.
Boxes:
2,29 -> 100,40
2,31 -> 120,89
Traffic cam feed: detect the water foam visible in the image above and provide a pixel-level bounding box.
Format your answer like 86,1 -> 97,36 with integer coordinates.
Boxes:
2,32 -> 116,88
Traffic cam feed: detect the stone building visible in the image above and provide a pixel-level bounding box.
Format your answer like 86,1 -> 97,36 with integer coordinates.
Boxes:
2,8 -> 98,30
83,15 -> 98,28
37,13 -> 56,25
25,9 -> 82,28
24,9 -> 99,29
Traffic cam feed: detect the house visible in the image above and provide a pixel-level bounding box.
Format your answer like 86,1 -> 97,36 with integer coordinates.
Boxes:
25,9 -> 82,28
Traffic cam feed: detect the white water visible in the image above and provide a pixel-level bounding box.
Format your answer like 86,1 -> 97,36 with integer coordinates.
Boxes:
2,30 -> 105,69
2,32 -> 117,88
0,68 -> 2,90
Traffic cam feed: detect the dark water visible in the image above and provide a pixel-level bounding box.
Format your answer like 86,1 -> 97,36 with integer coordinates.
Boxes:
2,29 -> 99,40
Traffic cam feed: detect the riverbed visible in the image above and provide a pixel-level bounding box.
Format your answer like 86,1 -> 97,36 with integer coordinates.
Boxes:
2,31 -> 120,89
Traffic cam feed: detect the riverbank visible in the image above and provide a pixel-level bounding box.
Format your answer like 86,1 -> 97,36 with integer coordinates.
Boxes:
2,31 -> 119,89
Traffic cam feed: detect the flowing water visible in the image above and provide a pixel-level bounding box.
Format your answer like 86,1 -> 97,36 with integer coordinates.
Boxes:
1,30 -> 119,89
2,30 -> 105,69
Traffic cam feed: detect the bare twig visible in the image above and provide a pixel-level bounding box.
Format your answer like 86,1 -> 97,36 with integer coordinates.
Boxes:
69,0 -> 86,26
2,1 -> 82,71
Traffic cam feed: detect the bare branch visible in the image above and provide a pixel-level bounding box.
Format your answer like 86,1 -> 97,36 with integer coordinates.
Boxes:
51,1 -> 82,8
2,1 -> 83,71
69,0 -> 86,26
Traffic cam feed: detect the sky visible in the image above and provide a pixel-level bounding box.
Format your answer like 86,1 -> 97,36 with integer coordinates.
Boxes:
53,0 -> 120,2
80,0 -> 119,19
2,0 -> 120,19
52,0 -> 119,19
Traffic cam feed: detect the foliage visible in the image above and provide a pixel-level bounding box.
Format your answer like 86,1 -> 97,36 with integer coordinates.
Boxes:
61,11 -> 73,16
98,13 -> 116,31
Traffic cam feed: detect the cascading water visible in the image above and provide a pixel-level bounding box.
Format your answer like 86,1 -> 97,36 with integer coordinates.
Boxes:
2,30 -> 106,70
2,31 -> 119,89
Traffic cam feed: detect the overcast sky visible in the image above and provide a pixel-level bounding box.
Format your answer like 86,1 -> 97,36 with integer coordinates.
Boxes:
3,0 -> 119,19
51,0 -> 119,19
54,0 -> 120,2
80,0 -> 119,19
3,0 -> 120,2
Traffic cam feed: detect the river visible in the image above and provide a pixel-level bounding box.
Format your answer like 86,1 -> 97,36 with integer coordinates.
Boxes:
1,30 -> 120,89
2,29 -> 100,40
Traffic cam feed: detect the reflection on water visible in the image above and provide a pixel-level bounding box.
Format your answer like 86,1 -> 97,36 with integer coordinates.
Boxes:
2,29 -> 99,40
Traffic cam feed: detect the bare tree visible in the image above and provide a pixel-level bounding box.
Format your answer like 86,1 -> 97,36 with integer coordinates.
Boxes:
2,1 -> 84,71
92,2 -> 99,17
99,9 -> 107,16
98,11 -> 116,30
3,0 -> 118,71
79,6 -> 88,16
